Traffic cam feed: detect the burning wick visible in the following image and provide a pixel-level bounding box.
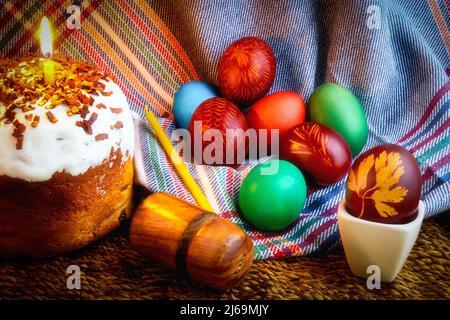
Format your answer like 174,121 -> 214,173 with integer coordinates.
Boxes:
40,17 -> 55,85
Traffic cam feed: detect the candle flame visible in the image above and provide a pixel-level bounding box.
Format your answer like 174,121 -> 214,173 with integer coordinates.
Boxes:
40,17 -> 53,58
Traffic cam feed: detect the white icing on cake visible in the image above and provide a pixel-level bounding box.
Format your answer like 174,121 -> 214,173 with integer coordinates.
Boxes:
0,80 -> 134,182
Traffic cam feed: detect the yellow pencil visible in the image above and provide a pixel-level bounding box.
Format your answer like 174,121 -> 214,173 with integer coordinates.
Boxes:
144,106 -> 215,213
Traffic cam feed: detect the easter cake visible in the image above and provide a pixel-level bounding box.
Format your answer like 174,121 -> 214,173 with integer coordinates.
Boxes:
0,54 -> 134,257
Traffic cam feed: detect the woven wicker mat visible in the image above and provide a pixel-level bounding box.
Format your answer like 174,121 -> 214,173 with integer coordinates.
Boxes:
0,216 -> 448,300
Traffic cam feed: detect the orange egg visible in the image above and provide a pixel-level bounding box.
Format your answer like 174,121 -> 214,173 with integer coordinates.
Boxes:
246,91 -> 306,153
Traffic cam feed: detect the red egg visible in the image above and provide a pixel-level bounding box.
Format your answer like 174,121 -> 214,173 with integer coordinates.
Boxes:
246,91 -> 306,154
281,123 -> 352,185
345,144 -> 422,224
218,37 -> 276,107
188,97 -> 248,166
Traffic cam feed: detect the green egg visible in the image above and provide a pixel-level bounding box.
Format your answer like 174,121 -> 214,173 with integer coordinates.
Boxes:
238,159 -> 307,232
309,83 -> 368,155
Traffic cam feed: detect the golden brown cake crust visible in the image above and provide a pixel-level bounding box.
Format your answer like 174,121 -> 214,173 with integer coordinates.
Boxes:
0,151 -> 134,258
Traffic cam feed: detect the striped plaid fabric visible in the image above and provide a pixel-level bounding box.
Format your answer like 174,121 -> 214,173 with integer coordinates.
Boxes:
1,0 -> 448,260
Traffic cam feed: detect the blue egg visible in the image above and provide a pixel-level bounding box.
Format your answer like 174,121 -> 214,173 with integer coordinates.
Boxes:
173,81 -> 219,129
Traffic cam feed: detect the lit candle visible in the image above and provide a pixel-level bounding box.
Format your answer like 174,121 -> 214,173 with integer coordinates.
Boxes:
40,17 -> 55,85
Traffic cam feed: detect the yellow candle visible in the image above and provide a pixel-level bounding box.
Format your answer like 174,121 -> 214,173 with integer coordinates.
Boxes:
145,106 -> 215,213
40,17 -> 55,85
43,59 -> 55,85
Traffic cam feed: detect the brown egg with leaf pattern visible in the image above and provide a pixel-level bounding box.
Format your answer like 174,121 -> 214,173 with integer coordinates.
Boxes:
280,122 -> 352,185
345,144 -> 422,224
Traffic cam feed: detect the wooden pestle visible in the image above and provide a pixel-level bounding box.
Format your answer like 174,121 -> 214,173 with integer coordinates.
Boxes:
130,192 -> 254,290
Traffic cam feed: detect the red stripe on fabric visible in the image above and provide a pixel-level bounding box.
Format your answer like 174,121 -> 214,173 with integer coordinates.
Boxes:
284,241 -> 302,256
134,0 -> 199,80
307,186 -> 319,196
247,229 -> 280,258
398,80 -> 450,143
317,204 -> 340,217
245,217 -> 303,258
54,0 -> 103,49
299,216 -> 337,249
118,0 -> 190,83
218,210 -> 237,219
269,244 -> 286,259
410,118 -> 450,153
51,1 -> 71,31
0,2 -> 18,32
224,168 -> 235,204
250,229 -> 271,241
71,30 -> 141,109
421,153 -> 450,180
274,239 -> 302,258
269,244 -> 285,259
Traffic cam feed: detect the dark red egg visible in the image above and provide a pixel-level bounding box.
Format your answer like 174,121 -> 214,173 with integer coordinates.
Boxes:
217,37 -> 276,107
345,144 -> 422,224
280,123 -> 352,185
188,97 -> 248,166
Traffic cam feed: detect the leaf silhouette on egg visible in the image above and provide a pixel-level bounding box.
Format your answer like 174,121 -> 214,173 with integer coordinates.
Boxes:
347,151 -> 408,218
289,124 -> 333,166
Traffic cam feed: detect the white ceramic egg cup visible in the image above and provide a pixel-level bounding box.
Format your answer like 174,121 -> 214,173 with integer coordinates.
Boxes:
338,200 -> 425,282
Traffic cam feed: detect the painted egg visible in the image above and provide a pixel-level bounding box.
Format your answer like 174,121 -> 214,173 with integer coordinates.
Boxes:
173,81 -> 219,129
309,83 -> 368,155
345,144 -> 421,224
246,91 -> 306,153
238,159 -> 307,232
188,97 -> 248,166
218,37 -> 276,107
280,123 -> 352,185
